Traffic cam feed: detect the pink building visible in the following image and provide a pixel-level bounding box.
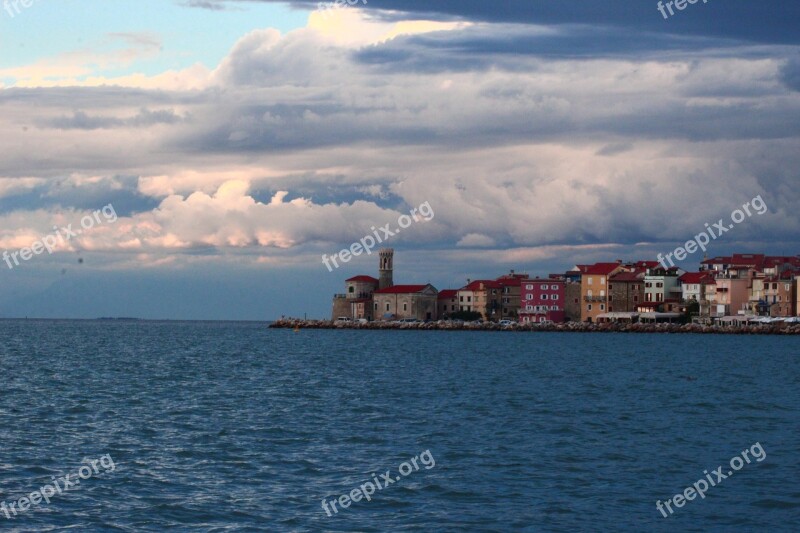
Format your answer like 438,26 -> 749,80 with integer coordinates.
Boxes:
713,277 -> 751,317
519,278 -> 565,323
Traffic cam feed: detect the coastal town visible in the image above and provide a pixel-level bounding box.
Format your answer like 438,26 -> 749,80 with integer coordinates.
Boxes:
317,248 -> 800,327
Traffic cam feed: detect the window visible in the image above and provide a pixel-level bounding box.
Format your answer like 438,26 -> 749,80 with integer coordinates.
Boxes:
657,282 -> 664,288
542,294 -> 549,300
552,294 -> 559,300
348,286 -> 354,293
634,296 -> 638,302
600,290 -> 605,297
385,303 -> 390,311
552,305 -> 559,311
600,277 -> 605,284
608,284 -> 613,290
588,278 -> 593,285
541,284 -> 548,290
608,295 -> 613,302
587,304 -> 593,311
374,303 -> 378,310
600,304 -> 605,311
526,305 -> 533,311
574,298 -> 579,304
526,284 -> 533,290
460,296 -> 464,302
587,290 -> 593,297
551,285 -> 558,290
646,282 -> 652,288
526,294 -> 533,300
403,303 -> 408,311
467,296 -> 472,303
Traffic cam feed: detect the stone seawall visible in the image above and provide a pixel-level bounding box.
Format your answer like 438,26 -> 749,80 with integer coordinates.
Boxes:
269,319 -> 800,335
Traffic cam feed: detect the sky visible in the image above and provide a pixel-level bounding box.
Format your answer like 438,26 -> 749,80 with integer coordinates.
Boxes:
0,0 -> 799,320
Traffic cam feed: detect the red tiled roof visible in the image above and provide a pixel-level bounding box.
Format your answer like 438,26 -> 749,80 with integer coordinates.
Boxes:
374,284 -> 430,294
346,275 -> 379,283
703,254 -> 766,267
584,262 -> 624,275
679,272 -> 715,284
610,271 -> 644,282
495,277 -> 522,287
438,289 -> 458,299
459,280 -> 502,291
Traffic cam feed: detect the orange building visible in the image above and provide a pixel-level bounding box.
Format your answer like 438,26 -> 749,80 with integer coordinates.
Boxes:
578,262 -> 629,322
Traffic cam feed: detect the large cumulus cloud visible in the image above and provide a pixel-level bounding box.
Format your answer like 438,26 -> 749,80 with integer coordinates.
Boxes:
0,4 -> 799,275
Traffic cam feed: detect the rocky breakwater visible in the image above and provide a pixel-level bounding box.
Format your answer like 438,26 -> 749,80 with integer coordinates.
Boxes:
269,319 -> 800,335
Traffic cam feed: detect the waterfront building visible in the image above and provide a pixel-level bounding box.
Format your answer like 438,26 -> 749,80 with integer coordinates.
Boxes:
713,276 -> 751,317
331,275 -> 379,320
495,271 -> 530,320
608,270 -> 646,312
679,271 -> 713,303
518,278 -> 565,323
373,284 -> 439,321
578,262 -> 629,322
763,272 -> 797,317
457,280 -> 502,320
564,280 -> 582,322
437,289 -> 459,319
644,266 -> 683,305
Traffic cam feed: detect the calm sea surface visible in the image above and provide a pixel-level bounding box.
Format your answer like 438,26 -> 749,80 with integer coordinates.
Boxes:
0,320 -> 798,532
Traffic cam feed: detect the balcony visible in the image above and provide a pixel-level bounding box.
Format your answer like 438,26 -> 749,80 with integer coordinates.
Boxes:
584,295 -> 606,302
334,292 -> 373,300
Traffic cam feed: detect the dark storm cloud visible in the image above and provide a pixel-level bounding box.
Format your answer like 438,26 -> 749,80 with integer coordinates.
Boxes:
184,0 -> 800,45
351,24 -> 749,73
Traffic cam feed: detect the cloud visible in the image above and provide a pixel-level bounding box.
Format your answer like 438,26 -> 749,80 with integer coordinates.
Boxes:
0,4 -> 798,268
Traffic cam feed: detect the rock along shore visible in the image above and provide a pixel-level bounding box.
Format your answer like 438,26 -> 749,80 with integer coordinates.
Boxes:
269,319 -> 800,335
